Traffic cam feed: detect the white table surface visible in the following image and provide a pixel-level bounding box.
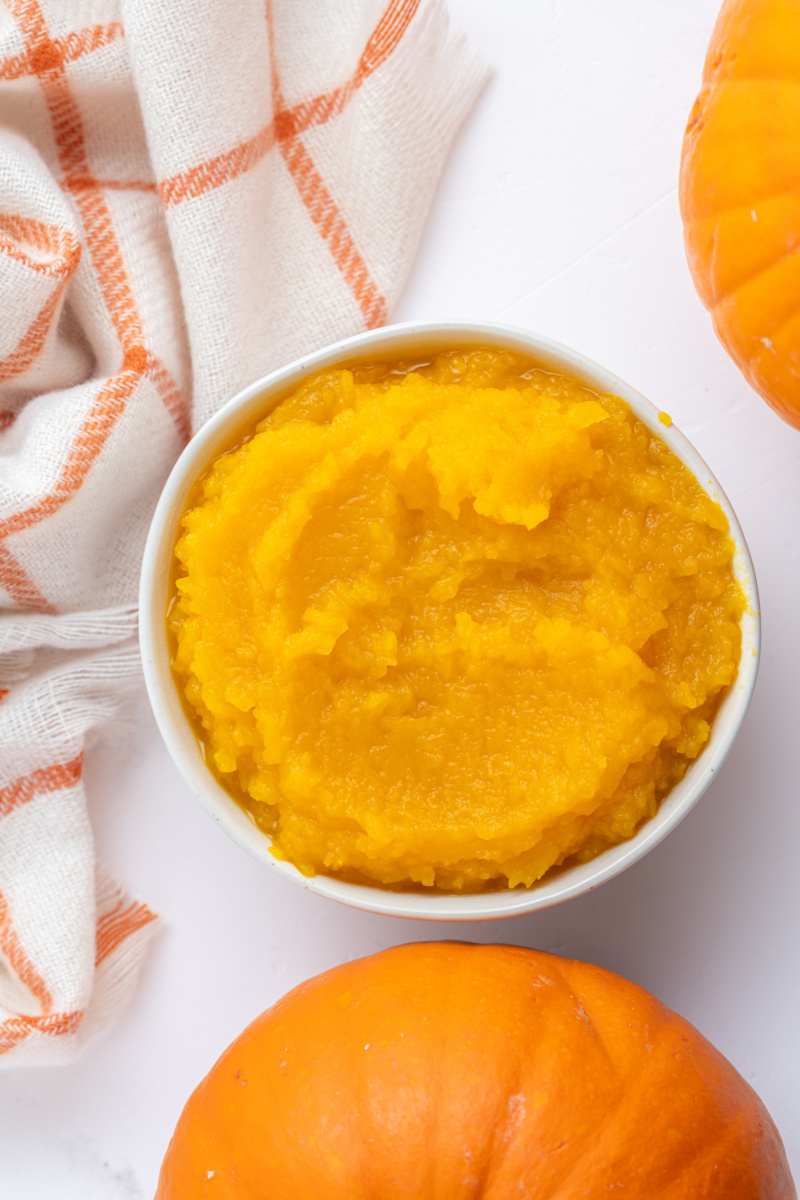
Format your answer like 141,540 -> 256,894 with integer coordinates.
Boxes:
3,1 -> 799,1195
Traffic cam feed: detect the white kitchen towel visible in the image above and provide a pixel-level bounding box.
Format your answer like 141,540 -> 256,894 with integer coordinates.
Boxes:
0,0 -> 488,1064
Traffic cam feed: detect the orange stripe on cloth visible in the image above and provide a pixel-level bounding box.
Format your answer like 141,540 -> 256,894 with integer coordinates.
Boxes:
0,215 -> 80,274
58,21 -> 124,67
0,355 -> 187,605
0,50 -> 31,81
95,899 -> 157,967
64,177 -> 158,195
279,136 -> 387,328
71,186 -> 148,350
0,543 -> 55,612
0,21 -> 122,81
0,219 -> 81,384
146,353 -> 190,439
6,1 -> 186,419
0,755 -> 83,821
0,361 -> 142,547
159,0 -> 421,208
0,890 -> 52,1011
63,187 -> 186,434
0,284 -> 71,385
280,0 -> 421,142
265,0 -> 388,329
1,0 -> 187,610
159,122 -> 279,208
0,1009 -> 83,1055
355,0 -> 421,83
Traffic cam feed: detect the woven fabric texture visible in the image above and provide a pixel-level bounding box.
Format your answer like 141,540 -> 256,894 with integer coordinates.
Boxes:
0,0 -> 488,1064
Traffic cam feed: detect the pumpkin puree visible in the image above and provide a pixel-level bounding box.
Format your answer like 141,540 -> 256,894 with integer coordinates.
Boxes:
171,349 -> 743,891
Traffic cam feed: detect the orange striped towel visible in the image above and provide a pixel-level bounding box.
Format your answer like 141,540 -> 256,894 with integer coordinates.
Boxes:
0,0 -> 488,1063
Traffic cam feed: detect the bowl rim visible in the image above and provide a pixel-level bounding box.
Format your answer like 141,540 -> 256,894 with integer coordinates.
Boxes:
139,320 -> 760,921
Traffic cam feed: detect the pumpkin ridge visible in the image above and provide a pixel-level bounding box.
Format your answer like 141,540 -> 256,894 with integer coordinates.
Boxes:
514,960 -> 629,1196
552,959 -> 628,1077
475,1084 -> 518,1198
535,1110 -> 623,1200
615,1012 -> 728,1191
683,185 -> 800,219
350,990 -> 381,1200
706,240 -> 800,309
670,1105 -> 789,1197
541,1008 -> 735,1197
476,1040 -> 531,1198
456,947 -> 521,1199
680,184 -> 800,230
714,287 -> 800,349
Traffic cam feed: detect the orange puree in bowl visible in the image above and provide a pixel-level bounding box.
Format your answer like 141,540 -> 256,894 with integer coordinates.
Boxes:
171,349 -> 743,891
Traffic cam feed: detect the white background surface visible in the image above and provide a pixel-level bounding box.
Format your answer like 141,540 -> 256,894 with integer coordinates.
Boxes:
2,0 -> 799,1194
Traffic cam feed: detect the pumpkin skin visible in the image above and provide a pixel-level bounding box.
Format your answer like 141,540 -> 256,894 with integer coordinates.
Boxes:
155,943 -> 795,1199
680,0 -> 800,429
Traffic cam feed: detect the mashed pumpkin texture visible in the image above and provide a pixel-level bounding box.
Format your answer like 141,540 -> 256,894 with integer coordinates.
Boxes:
171,350 -> 743,891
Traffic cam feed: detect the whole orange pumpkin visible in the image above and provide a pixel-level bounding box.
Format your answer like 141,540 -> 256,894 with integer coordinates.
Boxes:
156,943 -> 795,1198
680,0 -> 800,429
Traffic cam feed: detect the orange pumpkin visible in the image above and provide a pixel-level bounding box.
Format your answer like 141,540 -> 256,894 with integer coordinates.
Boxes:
156,943 -> 795,1199
680,0 -> 800,429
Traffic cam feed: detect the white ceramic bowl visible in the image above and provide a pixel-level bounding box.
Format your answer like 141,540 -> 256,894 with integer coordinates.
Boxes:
140,321 -> 760,921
